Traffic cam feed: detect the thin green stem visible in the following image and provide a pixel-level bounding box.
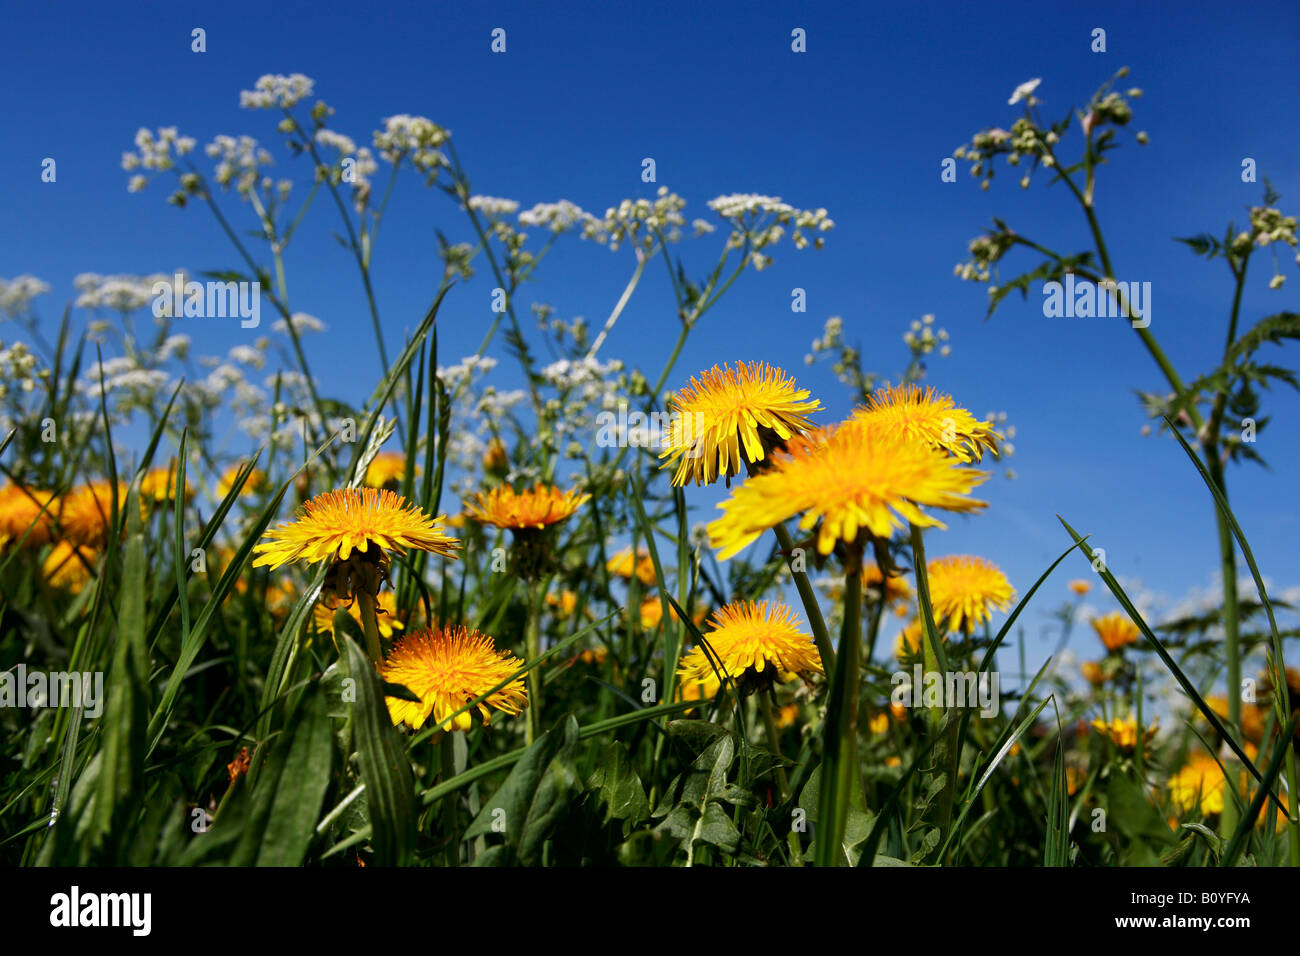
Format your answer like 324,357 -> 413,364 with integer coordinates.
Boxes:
356,590 -> 383,667
772,521 -> 834,675
759,693 -> 802,867
525,578 -> 544,745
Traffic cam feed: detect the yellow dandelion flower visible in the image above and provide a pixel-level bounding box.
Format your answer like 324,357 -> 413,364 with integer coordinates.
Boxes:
465,483 -> 590,530
708,423 -> 988,560
638,596 -> 664,630
577,646 -> 608,666
1168,753 -> 1228,816
890,699 -> 908,722
895,618 -> 932,662
884,755 -> 902,768
139,464 -> 189,504
659,361 -> 822,487
1068,579 -> 1092,596
925,555 -> 1016,633
216,463 -> 266,499
546,589 -> 579,619
776,703 -> 801,728
851,384 -> 999,462
1091,611 -> 1139,652
1090,713 -> 1157,754
312,590 -> 405,641
363,451 -> 417,489
482,437 -> 509,476
57,481 -> 127,550
252,487 -> 459,571
43,541 -> 98,592
676,600 -> 822,700
1065,766 -> 1084,796
863,562 -> 910,604
606,546 -> 658,586
0,484 -> 56,548
867,711 -> 890,735
381,625 -> 527,732
635,596 -> 707,631
1081,660 -> 1107,686
1204,695 -> 1266,744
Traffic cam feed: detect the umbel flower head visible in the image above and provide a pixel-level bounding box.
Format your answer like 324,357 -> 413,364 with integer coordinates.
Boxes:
659,361 -> 821,487
381,625 -> 527,732
465,483 -> 590,530
253,488 -> 458,601
1091,610 -> 1139,652
852,384 -> 999,463
925,555 -> 1016,634
676,600 -> 822,700
708,422 -> 988,560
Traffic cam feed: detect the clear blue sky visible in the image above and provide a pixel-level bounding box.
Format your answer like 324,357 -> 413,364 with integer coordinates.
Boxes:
3,0 -> 1298,662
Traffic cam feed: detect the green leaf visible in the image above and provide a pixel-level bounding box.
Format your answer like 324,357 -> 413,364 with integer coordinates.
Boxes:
586,741 -> 650,831
342,635 -> 417,866
87,482 -> 149,860
465,714 -> 581,865
1109,773 -> 1176,847
250,684 -> 334,866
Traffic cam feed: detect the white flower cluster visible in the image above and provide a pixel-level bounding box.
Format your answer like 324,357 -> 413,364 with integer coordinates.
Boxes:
205,135 -> 275,197
313,129 -> 377,210
121,127 -> 197,192
903,313 -> 951,358
373,115 -> 449,176
0,275 -> 51,316
1243,205 -> 1300,290
0,341 -> 41,400
706,193 -> 833,266
1008,78 -> 1042,106
437,355 -> 498,391
580,186 -> 688,252
239,74 -> 315,110
517,200 -> 586,233
157,333 -> 191,363
81,367 -> 171,400
270,312 -> 327,336
467,195 -> 520,217
314,129 -> 357,155
74,272 -> 178,312
954,231 -> 1014,283
540,356 -> 624,394
474,387 -> 528,421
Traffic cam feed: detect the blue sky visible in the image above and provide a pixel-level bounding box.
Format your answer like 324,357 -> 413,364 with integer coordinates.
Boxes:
3,0 -> 1298,669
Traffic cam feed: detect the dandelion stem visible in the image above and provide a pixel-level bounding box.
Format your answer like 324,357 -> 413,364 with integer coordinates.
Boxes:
356,590 -> 384,666
525,579 -> 544,745
772,521 -> 835,675
759,693 -> 803,867
817,544 -> 862,867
